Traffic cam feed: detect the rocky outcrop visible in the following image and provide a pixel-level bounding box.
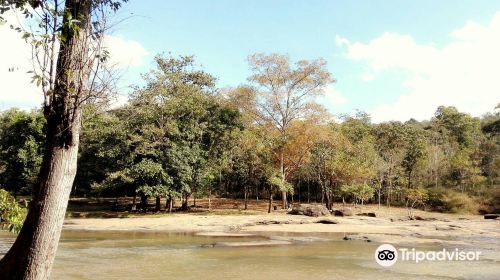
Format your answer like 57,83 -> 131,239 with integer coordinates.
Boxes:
289,204 -> 330,217
484,214 -> 500,219
334,208 -> 353,217
357,212 -> 376,217
315,218 -> 338,224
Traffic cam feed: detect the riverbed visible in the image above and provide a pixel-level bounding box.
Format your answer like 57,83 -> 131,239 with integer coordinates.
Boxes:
1,230 -> 498,279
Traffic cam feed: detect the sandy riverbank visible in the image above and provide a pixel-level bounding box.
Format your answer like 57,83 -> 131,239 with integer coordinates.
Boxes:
63,205 -> 500,250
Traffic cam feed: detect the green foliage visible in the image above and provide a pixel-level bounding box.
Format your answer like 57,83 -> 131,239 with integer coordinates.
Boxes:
441,190 -> 479,214
0,109 -> 45,195
0,50 -> 497,214
90,55 -> 241,206
406,187 -> 429,206
405,187 -> 429,218
340,183 -> 374,204
267,170 -> 293,194
0,189 -> 27,233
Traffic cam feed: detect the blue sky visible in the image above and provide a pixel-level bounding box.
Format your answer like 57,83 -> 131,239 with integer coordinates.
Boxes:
1,0 -> 500,121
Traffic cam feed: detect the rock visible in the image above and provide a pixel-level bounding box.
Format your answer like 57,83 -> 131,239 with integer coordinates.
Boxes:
484,214 -> 500,220
270,236 -> 330,242
357,212 -> 376,217
343,235 -> 371,242
256,220 -> 282,225
333,208 -> 353,217
196,232 -> 255,237
214,240 -> 292,247
289,204 -> 330,217
316,218 -> 338,224
412,216 -> 437,221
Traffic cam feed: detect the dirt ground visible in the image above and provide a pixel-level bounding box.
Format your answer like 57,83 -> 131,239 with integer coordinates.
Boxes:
63,197 -> 500,251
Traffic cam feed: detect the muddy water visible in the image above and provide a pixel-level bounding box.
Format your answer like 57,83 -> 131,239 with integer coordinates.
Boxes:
0,230 -> 498,279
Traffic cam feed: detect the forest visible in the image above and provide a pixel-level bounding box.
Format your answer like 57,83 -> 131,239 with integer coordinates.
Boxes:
1,53 -> 499,219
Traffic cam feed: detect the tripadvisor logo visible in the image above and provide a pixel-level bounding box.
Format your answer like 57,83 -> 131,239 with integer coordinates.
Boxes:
375,244 -> 398,267
374,244 -> 481,267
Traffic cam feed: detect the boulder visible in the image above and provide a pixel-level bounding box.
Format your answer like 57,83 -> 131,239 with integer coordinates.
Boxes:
316,218 -> 338,224
357,212 -> 376,217
289,204 -> 330,217
334,208 -> 353,217
484,214 -> 500,220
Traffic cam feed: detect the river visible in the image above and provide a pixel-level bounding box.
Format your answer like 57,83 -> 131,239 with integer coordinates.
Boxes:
0,230 -> 498,279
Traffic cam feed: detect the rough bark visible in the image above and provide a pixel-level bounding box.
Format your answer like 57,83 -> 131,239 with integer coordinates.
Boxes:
0,113 -> 81,280
0,1 -> 92,279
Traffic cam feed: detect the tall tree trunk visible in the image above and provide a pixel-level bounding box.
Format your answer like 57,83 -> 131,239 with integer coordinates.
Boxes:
181,193 -> 190,211
165,197 -> 170,212
298,179 -> 301,203
268,189 -> 273,213
131,192 -> 137,212
0,1 -> 92,279
307,179 -> 310,203
140,194 -> 148,210
0,111 -> 81,280
280,148 -> 287,209
244,186 -> 248,210
208,189 -> 212,211
155,196 -> 161,212
168,197 -> 173,213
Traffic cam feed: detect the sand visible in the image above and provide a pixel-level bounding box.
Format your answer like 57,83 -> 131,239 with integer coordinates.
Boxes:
62,205 -> 500,250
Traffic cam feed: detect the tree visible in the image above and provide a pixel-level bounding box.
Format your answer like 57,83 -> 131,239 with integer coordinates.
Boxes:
0,1 -> 126,278
93,55 -> 241,212
373,122 -> 407,207
431,106 -> 485,192
402,127 -> 428,189
131,159 -> 173,212
340,183 -> 374,206
406,187 -> 428,219
247,53 -> 334,208
0,109 -> 45,196
76,106 -> 132,196
353,183 -> 374,206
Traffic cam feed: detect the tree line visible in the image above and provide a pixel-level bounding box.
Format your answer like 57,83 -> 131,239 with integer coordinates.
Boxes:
1,54 -> 499,215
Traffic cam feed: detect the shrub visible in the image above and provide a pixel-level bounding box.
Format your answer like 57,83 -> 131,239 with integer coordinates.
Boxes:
478,187 -> 500,214
0,189 -> 27,233
427,187 -> 448,212
405,187 -> 429,218
441,190 -> 478,214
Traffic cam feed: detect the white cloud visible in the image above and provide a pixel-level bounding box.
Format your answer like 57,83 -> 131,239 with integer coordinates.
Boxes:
103,35 -> 148,69
335,35 -> 350,47
360,72 -> 375,81
108,93 -> 129,110
0,13 -> 43,110
339,12 -> 500,122
0,15 -> 147,110
322,86 -> 347,105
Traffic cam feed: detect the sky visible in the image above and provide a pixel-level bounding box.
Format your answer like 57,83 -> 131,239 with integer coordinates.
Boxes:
1,0 -> 500,122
